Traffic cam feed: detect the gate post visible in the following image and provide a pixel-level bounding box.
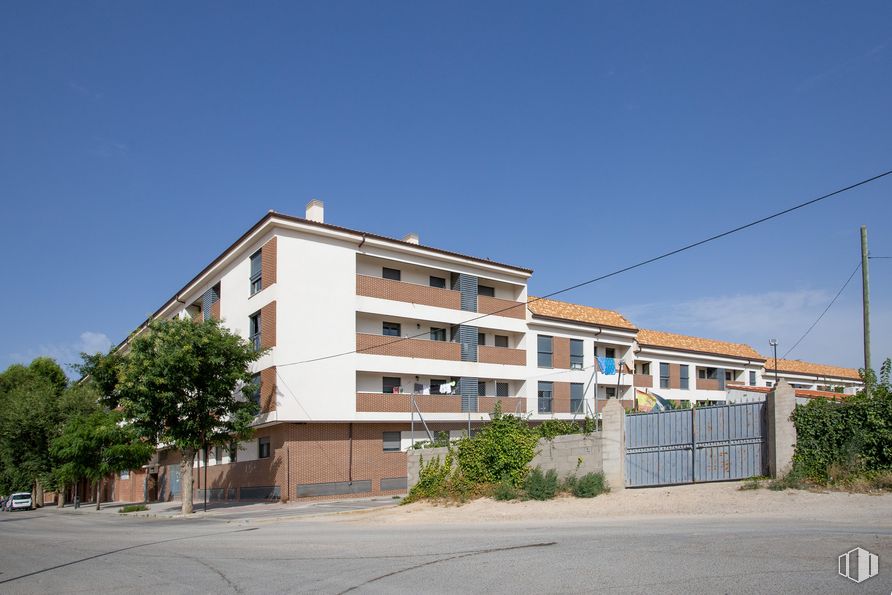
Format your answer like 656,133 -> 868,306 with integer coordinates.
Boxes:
766,380 -> 796,478
601,400 -> 626,490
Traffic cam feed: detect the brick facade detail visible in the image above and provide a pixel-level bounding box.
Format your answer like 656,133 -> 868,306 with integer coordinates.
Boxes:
356,393 -> 464,413
260,301 -> 276,349
356,333 -> 460,361
478,345 -> 526,366
262,237 -> 277,288
552,337 -> 571,369
477,295 -> 526,319
552,381 -> 571,413
356,275 -> 461,310
260,366 -> 277,413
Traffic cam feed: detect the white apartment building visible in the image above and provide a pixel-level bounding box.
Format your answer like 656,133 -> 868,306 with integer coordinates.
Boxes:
110,201 -> 863,504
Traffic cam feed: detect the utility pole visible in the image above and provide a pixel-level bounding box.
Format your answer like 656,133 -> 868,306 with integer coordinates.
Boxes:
861,225 -> 871,389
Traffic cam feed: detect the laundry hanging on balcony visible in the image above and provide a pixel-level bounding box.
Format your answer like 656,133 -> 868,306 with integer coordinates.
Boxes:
597,356 -> 617,375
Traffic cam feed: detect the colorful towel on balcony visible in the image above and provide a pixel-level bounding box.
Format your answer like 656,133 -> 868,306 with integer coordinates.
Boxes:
597,356 -> 617,375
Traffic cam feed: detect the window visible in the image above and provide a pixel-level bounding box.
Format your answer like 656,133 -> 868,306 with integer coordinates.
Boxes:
429,276 -> 446,288
382,321 -> 401,337
119,470 -> 130,480
478,285 -> 495,297
215,446 -> 222,463
496,382 -> 509,397
725,370 -> 734,382
638,362 -> 651,375
605,347 -> 616,359
248,373 -> 261,405
570,339 -> 584,369
494,335 -> 509,348
749,370 -> 756,385
382,377 -> 402,394
382,267 -> 401,281
538,381 -> 553,413
537,335 -> 553,368
430,327 -> 446,341
383,431 -> 401,452
660,363 -> 670,389
258,437 -> 271,459
430,378 -> 448,393
478,332 -> 486,346
249,312 -> 261,350
478,381 -> 487,396
571,383 -> 584,413
699,367 -> 717,380
249,250 -> 262,295
606,387 -> 616,399
680,365 -> 689,390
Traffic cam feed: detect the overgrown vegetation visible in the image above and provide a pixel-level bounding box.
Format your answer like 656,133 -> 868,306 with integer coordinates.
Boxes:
524,468 -> 559,500
404,403 -> 609,503
790,358 -> 892,488
119,504 -> 149,513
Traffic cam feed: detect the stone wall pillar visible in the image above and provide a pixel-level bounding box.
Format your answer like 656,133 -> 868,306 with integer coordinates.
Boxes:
767,379 -> 797,478
600,400 -> 626,491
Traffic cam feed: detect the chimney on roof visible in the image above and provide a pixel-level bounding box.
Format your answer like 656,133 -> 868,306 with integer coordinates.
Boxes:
402,232 -> 420,245
305,199 -> 324,223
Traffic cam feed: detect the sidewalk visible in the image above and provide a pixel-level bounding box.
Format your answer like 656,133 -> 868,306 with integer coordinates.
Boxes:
46,495 -> 403,522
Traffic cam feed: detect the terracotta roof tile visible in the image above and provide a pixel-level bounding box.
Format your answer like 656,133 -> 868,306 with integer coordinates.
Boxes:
727,384 -> 845,400
527,297 -> 637,330
764,358 -> 861,381
637,329 -> 764,361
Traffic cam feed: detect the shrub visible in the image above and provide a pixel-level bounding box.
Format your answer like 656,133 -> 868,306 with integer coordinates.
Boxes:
738,477 -> 762,491
767,470 -> 806,491
457,403 -> 539,486
571,472 -> 608,498
118,504 -> 148,513
492,477 -> 519,501
524,468 -> 559,500
536,419 -> 582,440
410,431 -> 452,449
791,363 -> 892,482
403,451 -> 455,503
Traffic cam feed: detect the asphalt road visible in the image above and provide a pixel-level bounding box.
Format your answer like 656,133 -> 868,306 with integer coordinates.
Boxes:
0,507 -> 889,594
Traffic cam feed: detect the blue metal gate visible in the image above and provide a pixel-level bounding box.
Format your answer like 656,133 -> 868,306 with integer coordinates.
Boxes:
625,402 -> 766,487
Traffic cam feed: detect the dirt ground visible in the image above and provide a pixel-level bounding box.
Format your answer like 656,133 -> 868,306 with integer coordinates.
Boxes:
333,481 -> 892,526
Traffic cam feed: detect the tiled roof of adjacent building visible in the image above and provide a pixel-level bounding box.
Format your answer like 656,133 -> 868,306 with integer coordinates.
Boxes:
637,329 -> 764,361
765,358 -> 861,381
527,297 -> 637,330
726,384 -> 846,400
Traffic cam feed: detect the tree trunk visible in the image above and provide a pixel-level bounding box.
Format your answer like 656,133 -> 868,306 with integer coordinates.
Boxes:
57,485 -> 66,507
95,479 -> 101,511
34,480 -> 44,508
181,448 -> 195,514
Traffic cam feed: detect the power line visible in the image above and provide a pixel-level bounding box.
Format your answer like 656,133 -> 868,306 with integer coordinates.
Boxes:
278,167 -> 892,368
782,262 -> 862,359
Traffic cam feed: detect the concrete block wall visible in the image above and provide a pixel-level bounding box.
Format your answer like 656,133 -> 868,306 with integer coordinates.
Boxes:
530,433 -> 601,478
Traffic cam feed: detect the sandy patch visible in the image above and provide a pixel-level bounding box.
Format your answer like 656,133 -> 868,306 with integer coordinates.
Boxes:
329,482 -> 892,526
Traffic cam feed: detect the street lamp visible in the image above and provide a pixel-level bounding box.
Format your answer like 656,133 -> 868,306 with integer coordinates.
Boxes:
768,339 -> 778,385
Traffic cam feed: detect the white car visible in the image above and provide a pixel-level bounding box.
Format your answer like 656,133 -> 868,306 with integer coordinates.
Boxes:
7,492 -> 32,511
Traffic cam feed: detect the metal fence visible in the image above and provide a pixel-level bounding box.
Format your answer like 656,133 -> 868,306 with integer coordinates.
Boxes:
625,402 -> 766,487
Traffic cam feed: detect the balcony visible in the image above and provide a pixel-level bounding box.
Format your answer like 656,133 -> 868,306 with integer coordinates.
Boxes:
633,374 -> 653,388
356,393 -> 525,414
478,345 -> 526,366
356,333 -> 461,361
477,295 -> 526,320
356,275 -> 460,310
696,378 -> 721,391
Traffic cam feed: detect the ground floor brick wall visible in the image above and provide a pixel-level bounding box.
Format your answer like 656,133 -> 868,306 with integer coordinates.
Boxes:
113,422 -> 478,504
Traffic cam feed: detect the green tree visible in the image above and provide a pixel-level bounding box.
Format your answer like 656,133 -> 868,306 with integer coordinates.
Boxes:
0,358 -> 69,502
50,409 -> 155,509
116,318 -> 261,514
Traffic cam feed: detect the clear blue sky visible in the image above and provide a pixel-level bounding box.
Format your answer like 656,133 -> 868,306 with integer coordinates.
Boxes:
2,1 -> 890,374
